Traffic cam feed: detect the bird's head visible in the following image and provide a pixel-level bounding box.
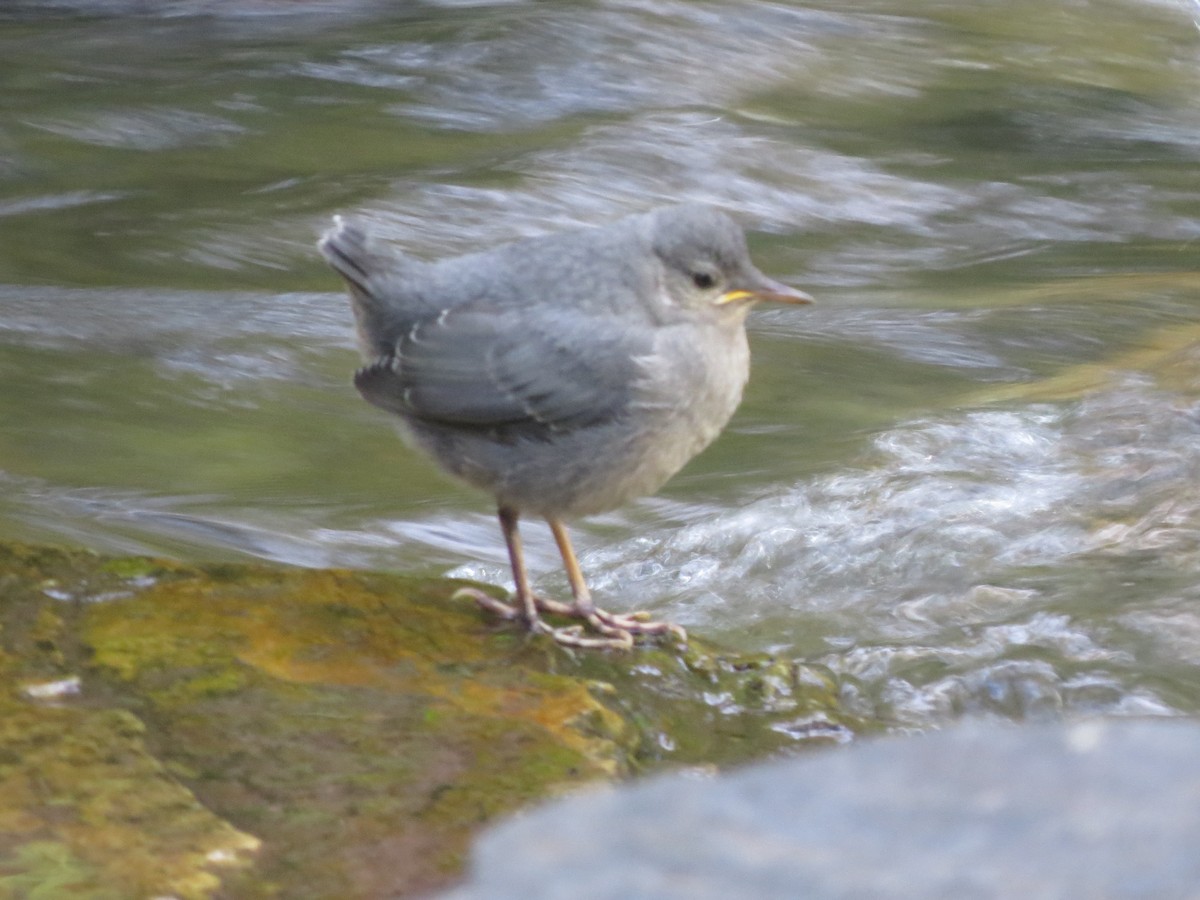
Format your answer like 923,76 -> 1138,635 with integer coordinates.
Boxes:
647,204 -> 813,317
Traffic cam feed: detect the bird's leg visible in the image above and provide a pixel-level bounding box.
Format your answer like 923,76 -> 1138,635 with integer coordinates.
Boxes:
499,505 -> 542,629
457,506 -> 526,623
457,507 -> 635,650
540,519 -> 687,644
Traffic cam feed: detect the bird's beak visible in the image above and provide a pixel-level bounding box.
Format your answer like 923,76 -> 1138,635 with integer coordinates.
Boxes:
719,273 -> 813,306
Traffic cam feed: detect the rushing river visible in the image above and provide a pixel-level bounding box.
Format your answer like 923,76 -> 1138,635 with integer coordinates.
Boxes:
2,0 -> 1200,731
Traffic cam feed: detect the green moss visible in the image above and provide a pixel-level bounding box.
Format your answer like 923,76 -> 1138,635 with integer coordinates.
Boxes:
0,702 -> 259,900
0,841 -> 124,900
98,557 -> 173,580
0,541 -> 859,897
72,564 -> 633,896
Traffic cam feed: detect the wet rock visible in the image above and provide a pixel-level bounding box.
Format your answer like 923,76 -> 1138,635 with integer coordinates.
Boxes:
0,541 -> 850,898
444,718 -> 1200,899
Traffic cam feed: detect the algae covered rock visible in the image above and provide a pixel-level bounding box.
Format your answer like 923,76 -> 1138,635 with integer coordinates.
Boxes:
0,545 -> 259,900
0,542 -> 853,897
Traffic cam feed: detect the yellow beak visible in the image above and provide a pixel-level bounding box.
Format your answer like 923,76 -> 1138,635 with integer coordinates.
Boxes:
718,277 -> 813,306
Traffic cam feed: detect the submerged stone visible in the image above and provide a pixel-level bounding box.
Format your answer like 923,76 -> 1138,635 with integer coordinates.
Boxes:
445,718 -> 1200,899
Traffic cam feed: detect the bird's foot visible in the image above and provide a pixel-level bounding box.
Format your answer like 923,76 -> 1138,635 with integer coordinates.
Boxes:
534,622 -> 635,651
533,594 -> 687,643
452,587 -> 684,649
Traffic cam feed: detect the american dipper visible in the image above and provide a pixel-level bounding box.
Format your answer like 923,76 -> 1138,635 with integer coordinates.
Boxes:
319,205 -> 812,649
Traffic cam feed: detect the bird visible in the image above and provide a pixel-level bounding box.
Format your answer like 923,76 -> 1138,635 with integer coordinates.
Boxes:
318,204 -> 812,649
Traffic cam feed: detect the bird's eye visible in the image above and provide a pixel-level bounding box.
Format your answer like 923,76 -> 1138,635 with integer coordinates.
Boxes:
691,271 -> 717,290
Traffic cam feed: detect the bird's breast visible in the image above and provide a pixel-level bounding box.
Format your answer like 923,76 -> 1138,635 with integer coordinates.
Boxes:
629,321 -> 750,462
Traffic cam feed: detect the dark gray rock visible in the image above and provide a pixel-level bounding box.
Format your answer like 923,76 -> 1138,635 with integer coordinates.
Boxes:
442,719 -> 1200,899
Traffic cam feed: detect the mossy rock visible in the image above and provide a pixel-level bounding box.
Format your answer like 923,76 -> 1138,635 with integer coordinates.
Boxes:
0,541 -> 855,898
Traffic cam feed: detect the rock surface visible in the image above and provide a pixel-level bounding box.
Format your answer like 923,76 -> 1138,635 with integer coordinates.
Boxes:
0,541 -> 849,898
444,718 -> 1200,899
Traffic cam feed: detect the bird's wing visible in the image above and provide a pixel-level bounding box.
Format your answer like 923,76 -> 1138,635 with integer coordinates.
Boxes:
354,303 -> 651,433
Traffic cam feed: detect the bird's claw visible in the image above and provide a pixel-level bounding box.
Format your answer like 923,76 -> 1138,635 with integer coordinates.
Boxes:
453,587 -> 520,620
546,625 -> 634,651
536,595 -> 687,645
589,607 -> 687,643
454,588 -> 684,649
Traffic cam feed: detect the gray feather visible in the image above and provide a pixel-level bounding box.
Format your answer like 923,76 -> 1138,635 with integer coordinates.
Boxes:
322,216 -> 656,435
354,304 -> 649,434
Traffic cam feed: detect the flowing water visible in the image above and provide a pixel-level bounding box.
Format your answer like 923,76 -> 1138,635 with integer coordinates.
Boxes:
3,0 -> 1200,732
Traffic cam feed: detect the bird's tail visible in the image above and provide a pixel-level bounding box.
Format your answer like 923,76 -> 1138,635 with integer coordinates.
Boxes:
318,215 -> 424,311
318,216 -> 379,300
319,216 -> 427,357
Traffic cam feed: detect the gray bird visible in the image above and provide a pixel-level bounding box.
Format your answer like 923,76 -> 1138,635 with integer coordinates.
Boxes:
318,204 -> 812,649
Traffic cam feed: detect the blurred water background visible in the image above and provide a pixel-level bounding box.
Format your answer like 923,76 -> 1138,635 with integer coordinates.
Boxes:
3,0 -> 1200,731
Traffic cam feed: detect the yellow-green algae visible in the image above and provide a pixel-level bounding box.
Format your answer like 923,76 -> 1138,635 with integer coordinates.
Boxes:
0,541 -> 852,898
78,564 -> 637,897
0,544 -> 259,900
